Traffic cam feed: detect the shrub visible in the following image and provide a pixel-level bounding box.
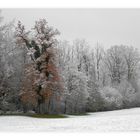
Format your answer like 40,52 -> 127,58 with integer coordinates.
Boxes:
100,86 -> 123,110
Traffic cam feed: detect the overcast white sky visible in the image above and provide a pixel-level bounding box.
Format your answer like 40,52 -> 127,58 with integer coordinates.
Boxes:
1,9 -> 140,49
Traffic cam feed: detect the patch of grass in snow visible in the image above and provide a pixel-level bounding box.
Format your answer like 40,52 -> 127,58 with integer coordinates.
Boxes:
0,113 -> 68,119
29,114 -> 68,119
69,113 -> 89,116
0,112 -> 68,119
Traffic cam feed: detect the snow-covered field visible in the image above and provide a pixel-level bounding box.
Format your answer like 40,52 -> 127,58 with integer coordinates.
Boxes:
0,108 -> 140,132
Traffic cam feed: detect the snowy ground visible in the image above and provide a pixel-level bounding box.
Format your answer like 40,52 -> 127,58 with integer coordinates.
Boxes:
0,108 -> 140,132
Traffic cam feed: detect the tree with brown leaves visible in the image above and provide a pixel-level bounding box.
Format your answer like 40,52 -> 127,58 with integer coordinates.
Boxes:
15,19 -> 62,114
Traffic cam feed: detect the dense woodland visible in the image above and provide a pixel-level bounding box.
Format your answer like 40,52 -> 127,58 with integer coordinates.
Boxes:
1,12 -> 140,115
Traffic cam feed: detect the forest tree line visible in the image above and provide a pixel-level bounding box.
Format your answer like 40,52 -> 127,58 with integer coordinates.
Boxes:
0,13 -> 140,114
